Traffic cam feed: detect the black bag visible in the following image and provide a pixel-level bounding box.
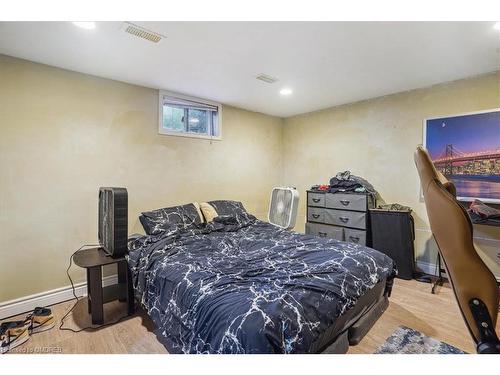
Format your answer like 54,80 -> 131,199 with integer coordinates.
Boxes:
370,208 -> 415,280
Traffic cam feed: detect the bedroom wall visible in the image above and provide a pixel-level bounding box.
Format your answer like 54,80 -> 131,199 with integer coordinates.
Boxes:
0,55 -> 284,302
282,72 -> 500,279
1,53 -> 499,305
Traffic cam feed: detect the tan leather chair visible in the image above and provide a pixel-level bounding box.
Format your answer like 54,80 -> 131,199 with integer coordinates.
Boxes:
414,146 -> 499,354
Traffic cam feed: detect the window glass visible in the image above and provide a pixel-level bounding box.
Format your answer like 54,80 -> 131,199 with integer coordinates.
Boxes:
187,109 -> 209,134
162,105 -> 185,132
159,92 -> 221,139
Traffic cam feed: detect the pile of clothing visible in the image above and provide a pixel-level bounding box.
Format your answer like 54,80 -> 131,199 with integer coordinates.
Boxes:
328,171 -> 377,194
468,199 -> 500,225
311,171 -> 377,196
377,203 -> 412,212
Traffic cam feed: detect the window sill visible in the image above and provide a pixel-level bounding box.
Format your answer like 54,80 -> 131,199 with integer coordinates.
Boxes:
158,130 -> 222,141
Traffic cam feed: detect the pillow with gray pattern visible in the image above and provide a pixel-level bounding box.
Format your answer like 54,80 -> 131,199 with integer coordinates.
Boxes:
139,203 -> 203,235
207,200 -> 248,217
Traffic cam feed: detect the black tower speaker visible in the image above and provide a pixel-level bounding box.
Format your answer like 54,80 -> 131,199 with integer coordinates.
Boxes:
370,208 -> 415,280
98,187 -> 128,257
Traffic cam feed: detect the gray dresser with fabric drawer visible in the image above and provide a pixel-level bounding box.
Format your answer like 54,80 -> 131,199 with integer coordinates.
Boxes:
305,190 -> 375,246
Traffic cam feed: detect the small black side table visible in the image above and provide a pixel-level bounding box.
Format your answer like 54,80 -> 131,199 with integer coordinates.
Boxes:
73,247 -> 135,325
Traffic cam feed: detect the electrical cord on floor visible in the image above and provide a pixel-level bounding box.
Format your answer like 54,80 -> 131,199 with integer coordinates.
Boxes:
59,244 -> 133,333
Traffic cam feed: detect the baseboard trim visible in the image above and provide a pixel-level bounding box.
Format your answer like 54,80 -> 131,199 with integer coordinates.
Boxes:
0,275 -> 118,320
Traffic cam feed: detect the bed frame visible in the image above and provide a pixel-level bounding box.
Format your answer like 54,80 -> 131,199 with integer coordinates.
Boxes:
317,276 -> 394,353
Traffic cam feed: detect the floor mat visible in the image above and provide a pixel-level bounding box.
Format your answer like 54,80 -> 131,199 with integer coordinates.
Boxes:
375,326 -> 466,354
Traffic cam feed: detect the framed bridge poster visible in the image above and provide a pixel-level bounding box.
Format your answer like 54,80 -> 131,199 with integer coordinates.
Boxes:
423,108 -> 500,203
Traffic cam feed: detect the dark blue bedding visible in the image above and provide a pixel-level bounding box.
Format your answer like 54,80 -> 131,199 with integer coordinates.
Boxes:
127,214 -> 394,354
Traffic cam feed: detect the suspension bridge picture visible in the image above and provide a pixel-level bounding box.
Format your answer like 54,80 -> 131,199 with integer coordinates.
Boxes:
424,109 -> 500,203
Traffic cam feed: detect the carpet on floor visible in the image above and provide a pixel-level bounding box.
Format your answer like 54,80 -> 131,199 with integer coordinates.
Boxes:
375,326 -> 466,354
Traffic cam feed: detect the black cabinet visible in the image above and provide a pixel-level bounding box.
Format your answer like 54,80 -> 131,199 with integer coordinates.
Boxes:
369,209 -> 415,280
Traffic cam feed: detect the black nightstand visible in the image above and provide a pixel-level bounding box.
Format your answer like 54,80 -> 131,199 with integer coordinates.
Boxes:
73,247 -> 135,325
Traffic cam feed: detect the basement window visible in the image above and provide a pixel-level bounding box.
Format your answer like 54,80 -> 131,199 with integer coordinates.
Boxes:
159,91 -> 222,140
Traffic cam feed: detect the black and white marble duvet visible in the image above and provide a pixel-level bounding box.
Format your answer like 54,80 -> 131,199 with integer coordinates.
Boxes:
127,214 -> 395,354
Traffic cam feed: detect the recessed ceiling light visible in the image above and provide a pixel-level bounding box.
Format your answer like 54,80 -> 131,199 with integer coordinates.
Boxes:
280,88 -> 293,96
494,22 -> 500,31
72,22 -> 96,30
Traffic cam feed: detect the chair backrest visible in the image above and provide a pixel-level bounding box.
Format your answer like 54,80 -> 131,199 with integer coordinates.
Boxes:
414,146 -> 498,351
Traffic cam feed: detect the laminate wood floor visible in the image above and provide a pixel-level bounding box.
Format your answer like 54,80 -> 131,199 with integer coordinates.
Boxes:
5,279 -> 499,354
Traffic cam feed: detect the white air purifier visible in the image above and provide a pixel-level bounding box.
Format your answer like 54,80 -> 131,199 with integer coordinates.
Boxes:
268,187 -> 300,229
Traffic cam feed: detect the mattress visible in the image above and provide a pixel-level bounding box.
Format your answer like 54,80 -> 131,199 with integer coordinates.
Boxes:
127,214 -> 395,353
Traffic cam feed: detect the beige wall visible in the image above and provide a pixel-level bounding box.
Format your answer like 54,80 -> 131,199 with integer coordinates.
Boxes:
0,55 -> 284,302
283,72 -> 500,278
1,54 -> 499,303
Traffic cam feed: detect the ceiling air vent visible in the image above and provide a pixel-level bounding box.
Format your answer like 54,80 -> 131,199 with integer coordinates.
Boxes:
122,22 -> 165,43
256,74 -> 278,84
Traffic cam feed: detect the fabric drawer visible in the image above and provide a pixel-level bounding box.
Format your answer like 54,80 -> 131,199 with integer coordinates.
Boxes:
308,193 -> 326,207
306,223 -> 344,241
307,207 -> 325,223
325,193 -> 367,212
344,228 -> 366,246
324,209 -> 366,230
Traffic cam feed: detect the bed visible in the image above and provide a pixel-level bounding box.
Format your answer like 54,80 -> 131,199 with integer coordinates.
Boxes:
127,202 -> 395,354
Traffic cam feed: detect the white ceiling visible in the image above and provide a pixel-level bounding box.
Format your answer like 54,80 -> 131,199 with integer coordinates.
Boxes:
0,22 -> 499,117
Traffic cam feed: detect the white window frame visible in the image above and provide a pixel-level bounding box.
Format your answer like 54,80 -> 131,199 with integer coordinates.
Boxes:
158,90 -> 222,141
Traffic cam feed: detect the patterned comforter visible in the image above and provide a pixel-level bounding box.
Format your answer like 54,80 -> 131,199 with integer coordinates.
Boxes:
127,214 -> 394,353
